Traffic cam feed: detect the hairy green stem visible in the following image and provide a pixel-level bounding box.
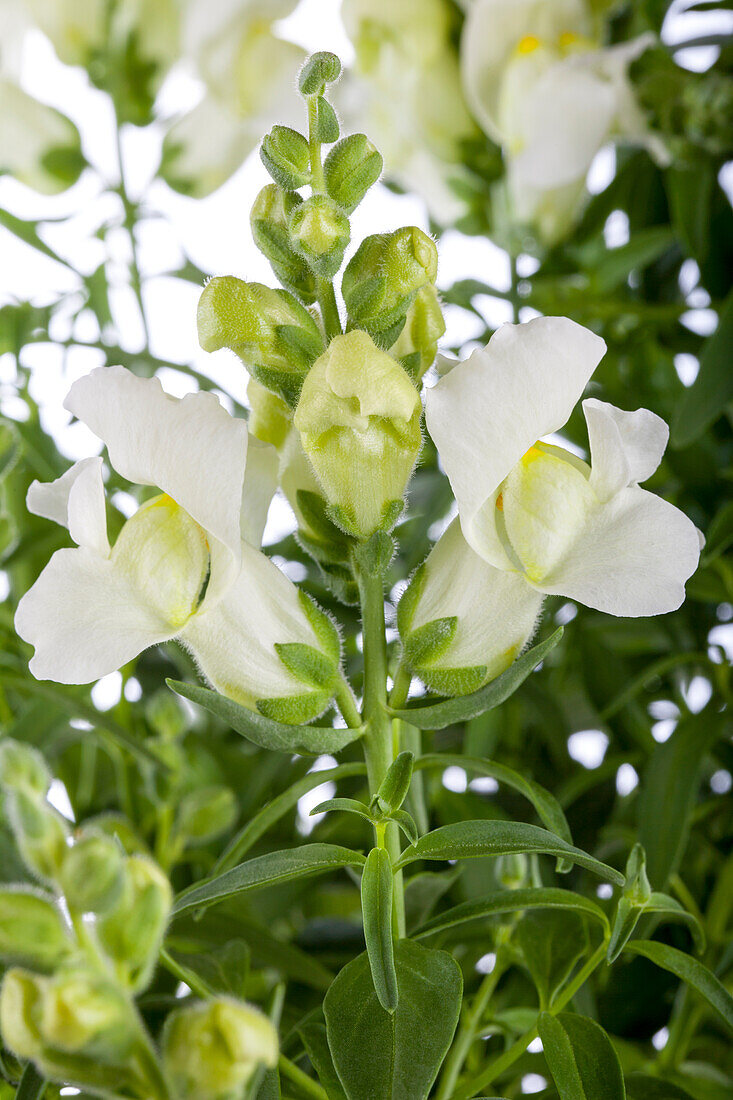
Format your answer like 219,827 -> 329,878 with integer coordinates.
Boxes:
279,1055 -> 328,1100
335,674 -> 362,729
317,278 -> 342,341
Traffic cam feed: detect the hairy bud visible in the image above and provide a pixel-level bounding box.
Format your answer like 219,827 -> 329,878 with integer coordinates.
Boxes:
97,855 -> 172,991
6,788 -> 69,883
324,133 -> 382,213
260,126 -> 311,190
250,184 -> 317,303
288,194 -> 350,278
0,739 -> 51,797
59,831 -> 125,915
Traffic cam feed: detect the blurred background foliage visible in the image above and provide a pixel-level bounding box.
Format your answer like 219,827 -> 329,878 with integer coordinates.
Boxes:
0,0 -> 731,1097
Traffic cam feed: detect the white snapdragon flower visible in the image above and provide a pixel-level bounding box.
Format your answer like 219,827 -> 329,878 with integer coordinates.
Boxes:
461,0 -> 666,240
15,367 -> 341,721
426,317 -> 701,616
401,317 -> 702,692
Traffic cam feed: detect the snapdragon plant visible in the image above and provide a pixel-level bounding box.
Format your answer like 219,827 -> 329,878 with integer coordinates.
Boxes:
0,44 -> 731,1100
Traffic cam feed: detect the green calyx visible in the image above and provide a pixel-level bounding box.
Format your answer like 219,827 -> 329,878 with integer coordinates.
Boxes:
324,133 -> 383,214
299,51 -> 342,97
289,194 -> 351,278
260,125 -> 311,190
250,184 -> 317,303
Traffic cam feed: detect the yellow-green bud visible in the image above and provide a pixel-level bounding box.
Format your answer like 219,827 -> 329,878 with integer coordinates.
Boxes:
389,284 -> 445,380
198,276 -> 324,406
260,125 -> 311,190
0,739 -> 51,797
342,227 -> 439,347
293,330 -> 422,538
298,51 -> 342,97
58,832 -> 125,914
250,184 -> 317,303
175,786 -> 237,846
288,194 -> 350,278
39,969 -> 136,1060
163,998 -> 278,1100
0,968 -> 43,1060
145,689 -> 189,742
323,133 -> 383,214
6,789 -> 69,883
0,888 -> 71,971
97,855 -> 172,991
496,852 -> 528,890
247,376 -> 292,450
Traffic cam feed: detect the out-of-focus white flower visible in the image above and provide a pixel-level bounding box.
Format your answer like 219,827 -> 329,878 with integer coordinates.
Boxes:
461,0 -> 667,240
425,316 -> 702,618
0,79 -> 85,193
163,2 -> 303,196
15,367 -> 341,720
341,0 -> 477,225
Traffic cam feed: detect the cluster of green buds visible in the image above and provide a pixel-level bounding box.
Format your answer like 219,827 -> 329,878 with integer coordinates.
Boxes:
0,740 -> 277,1100
196,51 -> 446,571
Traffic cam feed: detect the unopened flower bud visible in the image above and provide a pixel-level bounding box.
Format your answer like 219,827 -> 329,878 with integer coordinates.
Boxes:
342,227 -> 438,347
496,852 -> 528,890
198,276 -> 324,406
289,194 -> 350,278
294,330 -> 421,538
389,284 -> 445,380
247,377 -> 292,450
6,788 -> 69,883
0,888 -> 71,971
39,969 -> 136,1061
163,998 -> 278,1100
260,125 -> 311,190
58,831 -> 125,915
250,184 -> 317,303
0,739 -> 51,797
0,968 -> 43,1060
175,786 -> 237,846
324,133 -> 383,213
299,51 -> 342,97
97,855 -> 172,991
398,519 -> 543,696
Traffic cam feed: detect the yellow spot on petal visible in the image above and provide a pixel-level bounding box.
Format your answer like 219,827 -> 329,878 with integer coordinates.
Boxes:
558,31 -> 579,49
520,444 -> 543,466
517,34 -> 541,55
496,492 -> 504,511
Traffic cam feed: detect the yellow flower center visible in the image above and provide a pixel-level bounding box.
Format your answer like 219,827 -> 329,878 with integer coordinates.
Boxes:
517,34 -> 541,55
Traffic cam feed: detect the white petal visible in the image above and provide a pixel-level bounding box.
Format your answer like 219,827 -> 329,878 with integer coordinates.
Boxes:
240,436 -> 278,547
180,541 -> 321,707
460,0 -> 590,141
425,316 -> 606,563
410,519 -> 545,674
64,366 -> 268,601
27,457 -> 109,556
537,485 -> 702,616
15,548 -> 176,684
584,398 -> 669,502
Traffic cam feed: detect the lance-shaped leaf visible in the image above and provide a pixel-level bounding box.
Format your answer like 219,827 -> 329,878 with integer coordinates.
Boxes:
538,1012 -> 626,1100
167,679 -> 363,756
623,941 -> 733,1032
414,887 -> 609,941
15,1064 -> 46,1100
395,821 -> 624,885
387,627 -> 563,729
173,844 -> 365,916
361,847 -> 398,1012
324,940 -> 462,1100
375,751 -> 414,815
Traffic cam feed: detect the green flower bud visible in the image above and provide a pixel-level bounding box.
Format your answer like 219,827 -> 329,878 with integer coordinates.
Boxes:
58,832 -> 125,915
299,51 -> 342,97
175,786 -> 237,846
293,330 -> 422,538
496,853 -> 528,890
389,284 -> 445,380
97,855 -> 172,992
247,376 -> 292,450
260,125 -> 311,190
0,888 -> 71,971
198,276 -> 324,406
288,194 -> 350,278
163,997 -> 278,1100
324,134 -> 383,214
145,689 -> 189,742
250,184 -> 317,303
0,739 -> 51,797
39,969 -> 136,1061
6,788 -> 69,883
0,968 -> 43,1060
342,227 -> 439,347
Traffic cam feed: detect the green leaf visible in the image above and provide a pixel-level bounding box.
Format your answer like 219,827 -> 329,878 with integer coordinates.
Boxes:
173,843 -> 365,916
324,940 -> 462,1100
623,941 -> 733,1032
395,821 -> 623,884
625,1075 -> 694,1099
414,887 -> 609,940
388,627 -> 563,729
588,226 -> 675,294
376,752 -> 414,814
213,763 -> 366,874
645,892 -> 706,954
15,1063 -> 46,1100
638,712 -> 728,887
538,1011 -> 626,1099
299,1018 -> 347,1100
390,809 -> 418,847
518,910 -> 590,1009
315,96 -> 340,143
415,753 -> 574,872
167,940 -> 250,999
361,847 -> 398,1012
167,679 -> 363,756
311,797 -> 374,822
672,290 -> 733,447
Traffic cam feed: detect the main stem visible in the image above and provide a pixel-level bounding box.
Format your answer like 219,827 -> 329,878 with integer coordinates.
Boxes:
306,94 -> 342,342
357,566 -> 406,937
114,114 -> 150,348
